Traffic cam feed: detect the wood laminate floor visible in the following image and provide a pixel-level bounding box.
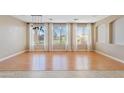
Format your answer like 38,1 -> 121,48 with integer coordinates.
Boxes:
0,52 -> 124,71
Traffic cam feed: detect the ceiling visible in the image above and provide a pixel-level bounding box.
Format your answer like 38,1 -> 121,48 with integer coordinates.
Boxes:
12,15 -> 109,23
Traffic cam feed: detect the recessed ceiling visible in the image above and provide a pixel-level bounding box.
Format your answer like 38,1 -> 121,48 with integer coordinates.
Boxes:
12,15 -> 109,23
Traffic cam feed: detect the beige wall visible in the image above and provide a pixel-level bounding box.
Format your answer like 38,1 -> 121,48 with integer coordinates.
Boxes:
112,17 -> 124,45
0,16 -> 27,59
94,15 -> 124,61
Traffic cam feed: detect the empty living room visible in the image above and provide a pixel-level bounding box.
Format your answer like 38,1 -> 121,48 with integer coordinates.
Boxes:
1,0 -> 124,93
0,15 -> 124,77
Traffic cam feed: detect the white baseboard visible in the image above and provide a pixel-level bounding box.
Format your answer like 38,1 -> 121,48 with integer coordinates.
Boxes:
95,50 -> 124,63
0,50 -> 27,62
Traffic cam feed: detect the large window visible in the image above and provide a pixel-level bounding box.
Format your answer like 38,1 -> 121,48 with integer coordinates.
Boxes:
52,23 -> 68,51
29,23 -> 92,51
31,24 -> 48,51
75,24 -> 91,51
33,25 -> 46,45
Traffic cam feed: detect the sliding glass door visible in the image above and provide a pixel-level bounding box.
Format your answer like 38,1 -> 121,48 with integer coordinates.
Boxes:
74,24 -> 91,51
52,24 -> 68,51
30,24 -> 48,51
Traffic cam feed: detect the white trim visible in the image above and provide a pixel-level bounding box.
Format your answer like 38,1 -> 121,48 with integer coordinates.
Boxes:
95,50 -> 124,63
0,50 -> 27,62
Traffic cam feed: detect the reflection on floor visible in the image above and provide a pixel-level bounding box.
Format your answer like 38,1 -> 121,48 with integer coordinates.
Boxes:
0,52 -> 124,70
